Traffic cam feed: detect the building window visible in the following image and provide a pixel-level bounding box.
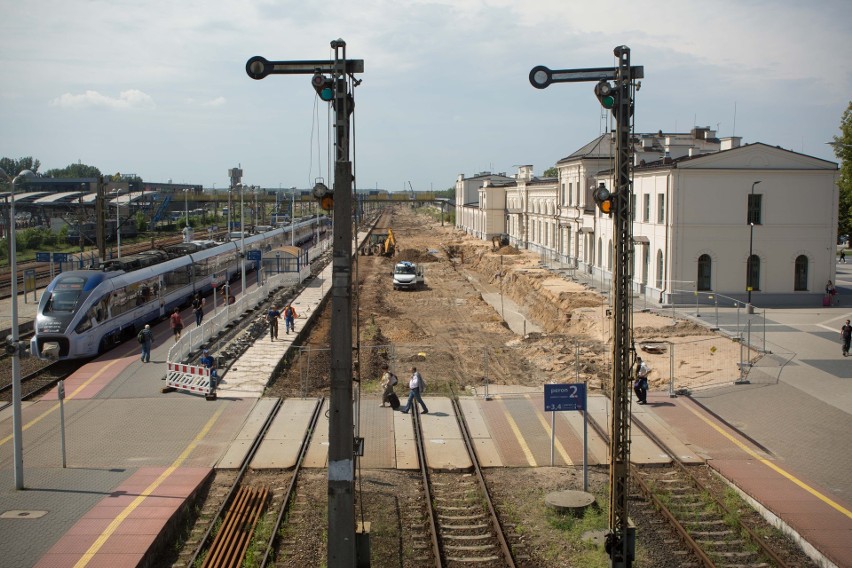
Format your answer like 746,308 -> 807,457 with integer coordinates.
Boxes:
656,250 -> 664,288
643,194 -> 650,222
697,254 -> 712,291
597,237 -> 603,266
561,183 -> 566,205
607,239 -> 613,270
568,182 -> 573,205
747,193 -> 763,225
657,194 -> 665,223
641,246 -> 649,284
747,254 -> 761,292
794,255 -> 808,291
630,193 -> 636,221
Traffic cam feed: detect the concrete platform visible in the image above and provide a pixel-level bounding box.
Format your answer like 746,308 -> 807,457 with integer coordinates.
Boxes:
216,265 -> 331,399
34,467 -> 211,568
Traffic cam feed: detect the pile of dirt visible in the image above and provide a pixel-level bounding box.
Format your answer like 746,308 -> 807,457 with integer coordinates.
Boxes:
394,248 -> 440,263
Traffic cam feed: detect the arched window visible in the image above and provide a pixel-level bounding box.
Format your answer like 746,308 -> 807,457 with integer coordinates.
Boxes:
597,237 -> 603,266
607,239 -> 613,270
656,250 -> 664,289
794,255 -> 808,291
747,254 -> 760,292
697,254 -> 712,291
642,245 -> 649,284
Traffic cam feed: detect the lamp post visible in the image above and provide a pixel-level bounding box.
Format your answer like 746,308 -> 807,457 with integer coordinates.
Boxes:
115,191 -> 121,259
183,189 -> 190,242
747,180 -> 761,309
0,167 -> 35,490
227,185 -> 233,237
239,183 -> 246,294
291,187 -> 296,247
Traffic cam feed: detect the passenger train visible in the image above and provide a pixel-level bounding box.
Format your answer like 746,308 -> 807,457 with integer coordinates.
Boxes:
31,218 -> 326,360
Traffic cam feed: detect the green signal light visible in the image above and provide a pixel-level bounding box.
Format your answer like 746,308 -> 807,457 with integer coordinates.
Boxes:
320,87 -> 333,101
601,95 -> 615,109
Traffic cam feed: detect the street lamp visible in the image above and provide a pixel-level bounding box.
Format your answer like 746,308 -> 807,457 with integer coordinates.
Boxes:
238,183 -> 246,295
747,180 -> 762,308
291,187 -> 296,247
115,192 -> 121,259
0,167 -> 35,490
183,188 -> 190,243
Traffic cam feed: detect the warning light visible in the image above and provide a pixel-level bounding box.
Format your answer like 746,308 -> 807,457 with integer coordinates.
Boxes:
592,182 -> 613,215
594,80 -> 616,110
311,73 -> 334,101
320,195 -> 334,211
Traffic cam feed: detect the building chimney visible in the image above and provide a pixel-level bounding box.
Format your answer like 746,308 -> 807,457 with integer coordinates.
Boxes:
720,137 -> 742,150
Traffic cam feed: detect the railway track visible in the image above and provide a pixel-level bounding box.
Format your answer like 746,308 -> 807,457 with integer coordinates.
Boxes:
583,404 -> 803,567
410,396 -> 520,567
630,417 -> 797,568
0,359 -> 84,410
175,398 -> 324,568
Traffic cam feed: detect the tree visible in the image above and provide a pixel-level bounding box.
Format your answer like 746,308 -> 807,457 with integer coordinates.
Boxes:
834,101 -> 852,239
543,166 -> 558,178
43,163 -> 102,179
0,156 -> 41,176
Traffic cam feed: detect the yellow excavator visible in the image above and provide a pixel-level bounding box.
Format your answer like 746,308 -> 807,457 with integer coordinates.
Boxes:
361,227 -> 396,256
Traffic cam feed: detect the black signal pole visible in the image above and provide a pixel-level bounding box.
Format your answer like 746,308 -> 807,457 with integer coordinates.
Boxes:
530,46 -> 642,568
247,40 -> 364,568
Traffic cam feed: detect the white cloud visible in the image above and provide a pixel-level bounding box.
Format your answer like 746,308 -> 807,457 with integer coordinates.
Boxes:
50,90 -> 156,110
201,97 -> 226,108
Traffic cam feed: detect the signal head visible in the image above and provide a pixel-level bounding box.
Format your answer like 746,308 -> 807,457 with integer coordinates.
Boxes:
592,182 -> 613,215
311,72 -> 334,101
594,80 -> 616,110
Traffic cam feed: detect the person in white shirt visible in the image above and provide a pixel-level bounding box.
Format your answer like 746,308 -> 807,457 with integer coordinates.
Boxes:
400,366 -> 429,414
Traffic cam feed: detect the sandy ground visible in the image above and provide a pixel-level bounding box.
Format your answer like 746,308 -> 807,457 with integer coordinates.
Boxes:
351,206 -> 742,398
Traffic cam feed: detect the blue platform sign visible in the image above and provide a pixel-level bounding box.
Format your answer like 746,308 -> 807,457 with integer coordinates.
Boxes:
544,383 -> 586,412
52,253 -> 70,263
36,252 -> 51,262
246,250 -> 262,261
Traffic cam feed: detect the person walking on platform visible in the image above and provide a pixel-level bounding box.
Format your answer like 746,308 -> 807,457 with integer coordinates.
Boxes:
826,280 -> 837,306
380,365 -> 399,408
284,304 -> 298,334
139,324 -> 154,363
841,250 -> 847,263
634,357 -> 649,404
267,305 -> 281,340
192,293 -> 205,326
169,308 -> 184,342
400,367 -> 428,414
841,320 -> 852,357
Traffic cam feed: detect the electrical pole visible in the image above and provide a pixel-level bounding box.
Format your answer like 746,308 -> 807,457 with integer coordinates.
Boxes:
247,40 -> 364,568
531,45 -> 642,567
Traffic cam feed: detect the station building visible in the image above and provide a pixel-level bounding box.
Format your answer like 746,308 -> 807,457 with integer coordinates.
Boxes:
455,128 -> 840,307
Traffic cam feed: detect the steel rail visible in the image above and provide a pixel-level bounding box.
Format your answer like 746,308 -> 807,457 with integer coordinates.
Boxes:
259,396 -> 325,566
450,395 -> 516,567
187,396 -> 284,568
631,415 -> 792,568
412,405 -> 444,566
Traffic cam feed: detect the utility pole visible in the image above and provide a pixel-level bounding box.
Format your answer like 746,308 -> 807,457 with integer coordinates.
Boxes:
247,40 -> 364,568
531,45 -> 642,567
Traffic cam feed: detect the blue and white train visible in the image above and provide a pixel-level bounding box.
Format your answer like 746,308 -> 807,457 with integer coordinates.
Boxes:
31,219 -> 324,360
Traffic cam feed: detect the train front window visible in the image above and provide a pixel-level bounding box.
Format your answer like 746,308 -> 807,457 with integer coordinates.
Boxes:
46,276 -> 88,313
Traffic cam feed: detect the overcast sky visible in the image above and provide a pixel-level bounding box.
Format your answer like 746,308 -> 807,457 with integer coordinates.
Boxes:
1,0 -> 850,192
